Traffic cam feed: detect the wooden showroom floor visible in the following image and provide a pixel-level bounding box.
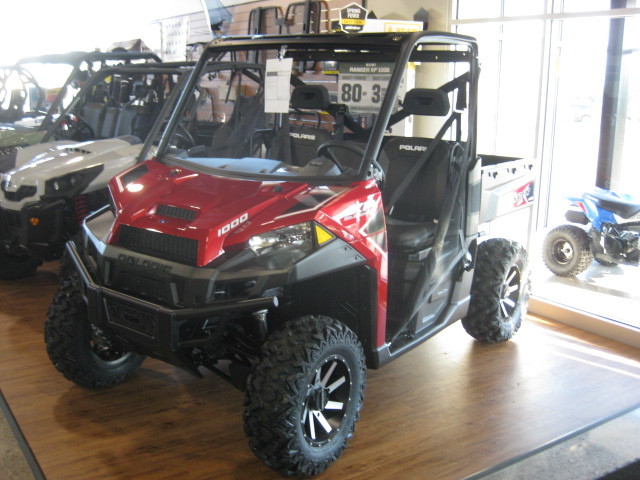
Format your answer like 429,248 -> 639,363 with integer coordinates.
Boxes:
1,261 -> 639,480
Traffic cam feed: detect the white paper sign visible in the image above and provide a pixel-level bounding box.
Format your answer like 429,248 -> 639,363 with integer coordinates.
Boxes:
265,57 -> 293,113
337,62 -> 393,114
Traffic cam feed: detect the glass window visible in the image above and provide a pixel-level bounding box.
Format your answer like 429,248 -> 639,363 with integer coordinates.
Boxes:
455,2 -> 640,332
455,0 -> 501,20
504,0 -> 546,16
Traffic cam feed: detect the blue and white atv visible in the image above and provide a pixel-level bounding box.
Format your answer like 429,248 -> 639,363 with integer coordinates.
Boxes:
542,187 -> 640,276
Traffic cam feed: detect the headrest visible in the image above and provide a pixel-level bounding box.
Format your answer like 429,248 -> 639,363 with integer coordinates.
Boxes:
402,88 -> 450,116
291,85 -> 330,110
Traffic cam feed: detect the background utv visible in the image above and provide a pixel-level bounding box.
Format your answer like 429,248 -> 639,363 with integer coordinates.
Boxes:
45,32 -> 532,477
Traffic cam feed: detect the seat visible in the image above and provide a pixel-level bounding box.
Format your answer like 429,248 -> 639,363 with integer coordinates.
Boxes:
378,87 -> 456,254
80,102 -> 106,138
268,85 -> 333,166
381,136 -> 452,252
586,191 -> 640,219
210,91 -> 267,158
100,106 -> 119,138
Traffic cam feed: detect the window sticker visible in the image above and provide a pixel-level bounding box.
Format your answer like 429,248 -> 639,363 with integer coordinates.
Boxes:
265,57 -> 293,113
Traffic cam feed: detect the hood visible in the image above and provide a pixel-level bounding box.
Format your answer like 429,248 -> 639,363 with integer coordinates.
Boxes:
0,137 -> 144,209
110,160 -> 347,266
0,123 -> 45,148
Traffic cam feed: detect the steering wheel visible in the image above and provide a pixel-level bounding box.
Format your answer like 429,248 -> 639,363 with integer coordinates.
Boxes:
316,140 -> 365,172
316,140 -> 386,186
58,113 -> 95,140
171,123 -> 196,150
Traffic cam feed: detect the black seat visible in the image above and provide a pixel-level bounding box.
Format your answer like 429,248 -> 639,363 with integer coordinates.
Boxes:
268,85 -> 333,166
210,91 -> 267,158
81,102 -> 106,138
100,106 -> 119,138
586,191 -> 640,219
378,87 -> 456,254
381,136 -> 452,252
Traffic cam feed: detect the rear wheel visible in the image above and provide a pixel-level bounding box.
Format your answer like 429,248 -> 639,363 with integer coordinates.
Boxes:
45,273 -> 145,388
462,238 -> 530,343
0,250 -> 41,280
542,225 -> 593,276
244,315 -> 366,477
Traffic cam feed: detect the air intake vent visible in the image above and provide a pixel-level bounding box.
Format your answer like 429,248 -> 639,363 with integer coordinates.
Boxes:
117,225 -> 198,265
156,204 -> 197,222
62,147 -> 92,155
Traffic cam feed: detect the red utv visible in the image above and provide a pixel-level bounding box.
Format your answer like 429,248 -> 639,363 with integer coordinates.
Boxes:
45,32 -> 530,477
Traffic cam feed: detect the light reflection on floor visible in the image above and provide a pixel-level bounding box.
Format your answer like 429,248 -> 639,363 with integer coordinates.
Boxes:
531,250 -> 640,329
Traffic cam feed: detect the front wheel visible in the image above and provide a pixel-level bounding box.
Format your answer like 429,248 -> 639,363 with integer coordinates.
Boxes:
542,225 -> 593,277
45,273 -> 145,388
462,238 -> 530,343
244,315 -> 366,477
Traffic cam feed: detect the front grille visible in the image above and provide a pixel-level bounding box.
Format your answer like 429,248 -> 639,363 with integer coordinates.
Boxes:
2,184 -> 37,202
156,204 -> 197,222
114,270 -> 185,306
117,225 -> 198,265
105,300 -> 157,338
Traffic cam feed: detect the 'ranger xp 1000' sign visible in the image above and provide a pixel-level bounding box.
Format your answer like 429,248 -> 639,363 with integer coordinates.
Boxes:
338,62 -> 392,114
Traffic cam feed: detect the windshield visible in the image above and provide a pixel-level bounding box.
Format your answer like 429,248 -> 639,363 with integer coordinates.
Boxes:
157,41 -> 403,183
155,34 -> 476,185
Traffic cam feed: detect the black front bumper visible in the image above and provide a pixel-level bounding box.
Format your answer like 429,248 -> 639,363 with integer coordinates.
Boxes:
0,199 -> 66,258
66,240 -> 277,375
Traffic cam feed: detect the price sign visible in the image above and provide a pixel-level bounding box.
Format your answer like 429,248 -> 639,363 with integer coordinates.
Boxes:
337,62 -> 392,114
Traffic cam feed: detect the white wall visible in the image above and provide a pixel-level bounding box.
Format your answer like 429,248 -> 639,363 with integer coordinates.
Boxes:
366,0 -> 451,31
0,0 -> 205,64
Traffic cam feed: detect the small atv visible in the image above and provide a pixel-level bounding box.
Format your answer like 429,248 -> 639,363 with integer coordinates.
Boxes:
0,61 -> 193,280
45,32 -> 530,477
543,188 -> 640,276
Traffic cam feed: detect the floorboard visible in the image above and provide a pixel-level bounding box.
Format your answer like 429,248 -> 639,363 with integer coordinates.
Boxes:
0,261 -> 639,479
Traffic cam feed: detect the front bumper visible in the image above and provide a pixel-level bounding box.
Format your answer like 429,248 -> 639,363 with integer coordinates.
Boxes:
66,240 -> 277,375
0,200 -> 66,258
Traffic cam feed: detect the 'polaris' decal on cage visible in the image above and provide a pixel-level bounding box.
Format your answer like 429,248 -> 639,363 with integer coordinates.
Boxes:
217,212 -> 248,236
290,132 -> 316,141
399,144 -> 428,152
513,181 -> 534,208
117,254 -> 173,275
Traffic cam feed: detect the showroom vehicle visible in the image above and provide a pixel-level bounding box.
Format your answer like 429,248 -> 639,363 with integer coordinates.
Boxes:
0,62 -> 193,279
543,188 -> 640,276
45,32 -> 531,476
0,50 -> 161,155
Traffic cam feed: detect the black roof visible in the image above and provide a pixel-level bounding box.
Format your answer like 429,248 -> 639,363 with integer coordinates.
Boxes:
204,31 -> 476,50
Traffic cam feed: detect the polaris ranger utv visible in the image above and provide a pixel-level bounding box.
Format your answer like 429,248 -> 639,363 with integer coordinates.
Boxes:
45,32 -> 530,477
0,62 -> 194,279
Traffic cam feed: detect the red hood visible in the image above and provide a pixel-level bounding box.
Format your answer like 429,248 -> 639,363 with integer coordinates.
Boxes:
109,160 -> 347,265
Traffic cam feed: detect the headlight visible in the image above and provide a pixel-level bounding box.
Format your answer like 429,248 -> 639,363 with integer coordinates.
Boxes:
44,165 -> 104,197
249,222 -> 313,255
